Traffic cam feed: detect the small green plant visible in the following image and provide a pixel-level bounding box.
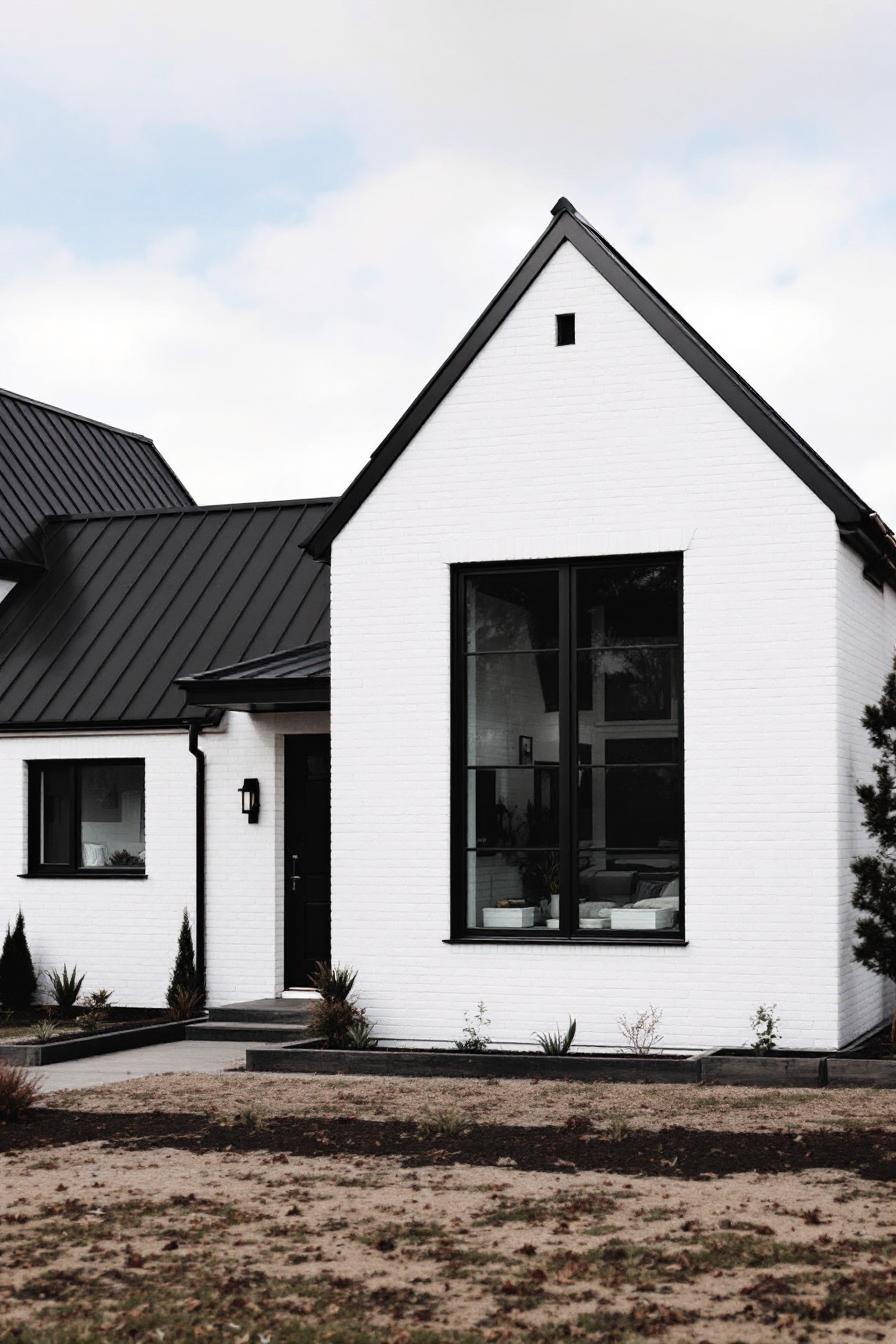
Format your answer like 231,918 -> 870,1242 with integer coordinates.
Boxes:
167,984 -> 206,1021
108,849 -> 140,866
618,1005 -> 664,1055
308,962 -> 375,1049
606,1113 -> 631,1142
76,989 -> 113,1034
0,911 -> 37,1011
454,1001 -> 492,1053
0,1061 -> 40,1122
167,910 -> 204,1012
534,1016 -> 576,1055
419,1108 -> 464,1139
309,962 -> 357,1002
47,964 -> 84,1017
750,1003 -> 780,1055
34,1018 -> 57,1042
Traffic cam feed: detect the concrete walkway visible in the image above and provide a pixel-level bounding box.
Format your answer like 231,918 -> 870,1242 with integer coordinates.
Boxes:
28,1040 -> 245,1093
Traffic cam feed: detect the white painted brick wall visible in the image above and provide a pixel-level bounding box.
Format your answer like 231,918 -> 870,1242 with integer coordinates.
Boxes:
835,545 -> 896,1042
330,240 -> 850,1051
0,709 -> 328,1007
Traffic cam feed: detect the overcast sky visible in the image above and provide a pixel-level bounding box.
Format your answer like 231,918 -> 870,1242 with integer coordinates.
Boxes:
0,1 -> 894,519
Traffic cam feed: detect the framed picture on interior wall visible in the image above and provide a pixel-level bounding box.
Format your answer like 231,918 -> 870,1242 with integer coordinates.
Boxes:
518,735 -> 533,766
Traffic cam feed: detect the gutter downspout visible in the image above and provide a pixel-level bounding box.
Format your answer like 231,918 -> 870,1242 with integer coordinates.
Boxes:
187,721 -> 206,991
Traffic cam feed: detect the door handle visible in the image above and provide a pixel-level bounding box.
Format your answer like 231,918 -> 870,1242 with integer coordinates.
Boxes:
291,854 -> 301,890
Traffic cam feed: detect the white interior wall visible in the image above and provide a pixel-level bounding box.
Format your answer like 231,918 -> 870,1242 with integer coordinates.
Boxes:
330,239 -> 846,1051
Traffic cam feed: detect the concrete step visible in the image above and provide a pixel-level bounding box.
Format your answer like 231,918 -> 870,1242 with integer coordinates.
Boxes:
208,998 -> 315,1026
186,1021 -> 312,1044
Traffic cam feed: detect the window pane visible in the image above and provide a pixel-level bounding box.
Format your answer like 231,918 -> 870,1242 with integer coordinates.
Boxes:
577,765 -> 680,850
575,562 -> 678,648
468,767 -> 559,847
40,766 -> 71,865
80,761 -> 145,868
465,570 -> 559,652
578,649 -> 678,730
467,850 -> 560,930
577,848 -> 680,931
467,653 -> 560,765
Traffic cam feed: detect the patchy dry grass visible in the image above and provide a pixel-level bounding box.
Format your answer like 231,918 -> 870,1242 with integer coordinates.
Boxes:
1,1072 -> 896,1342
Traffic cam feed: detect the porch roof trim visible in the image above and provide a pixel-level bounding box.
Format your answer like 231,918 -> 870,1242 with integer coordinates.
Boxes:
177,640 -> 330,712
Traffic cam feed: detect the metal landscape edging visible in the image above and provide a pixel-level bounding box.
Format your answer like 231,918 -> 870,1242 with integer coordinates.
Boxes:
0,1017 -> 207,1067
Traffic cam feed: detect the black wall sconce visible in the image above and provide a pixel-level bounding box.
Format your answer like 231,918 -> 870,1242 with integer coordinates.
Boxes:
239,778 -> 260,824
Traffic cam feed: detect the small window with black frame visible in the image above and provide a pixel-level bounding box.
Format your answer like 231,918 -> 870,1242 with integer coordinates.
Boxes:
28,760 -> 145,874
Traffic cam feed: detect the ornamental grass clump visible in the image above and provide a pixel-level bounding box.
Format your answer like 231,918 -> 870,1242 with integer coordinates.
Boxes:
535,1016 -> 577,1055
0,911 -> 37,1012
308,962 -> 377,1049
0,1061 -> 40,1122
47,964 -> 84,1018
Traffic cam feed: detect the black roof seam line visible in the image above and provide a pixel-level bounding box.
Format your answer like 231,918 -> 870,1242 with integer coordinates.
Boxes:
6,515 -> 152,722
0,519 -> 99,644
98,509 -> 238,719
179,639 -> 329,682
39,512 -> 187,722
226,517 -> 321,661
0,520 -> 127,692
257,565 -> 327,664
1,527 -> 135,722
135,508 -> 272,719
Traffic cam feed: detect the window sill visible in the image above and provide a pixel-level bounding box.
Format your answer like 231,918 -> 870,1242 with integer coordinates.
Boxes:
443,935 -> 687,947
19,872 -> 148,880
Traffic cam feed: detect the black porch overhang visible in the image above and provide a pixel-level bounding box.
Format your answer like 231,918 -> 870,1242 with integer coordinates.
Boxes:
176,641 -> 330,713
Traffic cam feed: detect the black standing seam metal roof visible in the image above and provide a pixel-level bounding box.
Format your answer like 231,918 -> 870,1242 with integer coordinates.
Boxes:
0,500 -> 333,729
0,386 -> 194,574
180,641 -> 330,684
177,641 -> 331,711
306,198 -> 896,588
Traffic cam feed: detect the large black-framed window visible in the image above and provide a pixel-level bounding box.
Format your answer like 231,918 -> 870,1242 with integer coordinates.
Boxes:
27,759 -> 146,877
452,556 -> 683,941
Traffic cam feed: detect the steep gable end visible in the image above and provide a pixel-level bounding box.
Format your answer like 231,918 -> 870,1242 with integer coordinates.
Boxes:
307,199 -> 895,587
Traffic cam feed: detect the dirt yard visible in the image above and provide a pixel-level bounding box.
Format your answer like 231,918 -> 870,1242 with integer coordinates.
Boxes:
1,1072 -> 895,1344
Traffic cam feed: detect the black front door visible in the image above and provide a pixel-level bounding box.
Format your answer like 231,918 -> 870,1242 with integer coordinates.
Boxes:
284,734 -> 330,987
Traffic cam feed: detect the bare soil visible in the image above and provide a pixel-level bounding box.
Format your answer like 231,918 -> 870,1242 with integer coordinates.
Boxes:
1,1072 -> 895,1344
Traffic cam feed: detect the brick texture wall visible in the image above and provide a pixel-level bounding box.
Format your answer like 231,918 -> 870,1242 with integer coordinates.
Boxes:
330,239 -> 853,1051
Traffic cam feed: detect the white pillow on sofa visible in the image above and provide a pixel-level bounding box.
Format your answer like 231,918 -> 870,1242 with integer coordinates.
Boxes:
632,895 -> 679,909
578,899 -> 621,916
660,878 -> 679,902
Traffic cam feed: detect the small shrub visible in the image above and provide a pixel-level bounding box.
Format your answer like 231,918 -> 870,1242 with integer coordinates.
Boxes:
534,1016 -> 576,1055
419,1108 -> 464,1139
34,1018 -> 57,1042
750,1003 -> 780,1055
0,911 -> 37,1011
307,962 -> 375,1048
309,962 -> 357,1002
0,1061 -> 40,1122
47,964 -> 84,1017
454,1001 -> 492,1053
618,1005 -> 664,1055
76,989 -> 113,1034
167,910 -> 204,1012
167,984 -> 206,1021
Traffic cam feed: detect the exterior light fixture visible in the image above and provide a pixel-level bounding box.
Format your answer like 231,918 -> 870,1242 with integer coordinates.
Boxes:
239,778 -> 260,824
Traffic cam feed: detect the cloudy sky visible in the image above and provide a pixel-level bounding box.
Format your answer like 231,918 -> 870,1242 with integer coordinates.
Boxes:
0,1 -> 894,518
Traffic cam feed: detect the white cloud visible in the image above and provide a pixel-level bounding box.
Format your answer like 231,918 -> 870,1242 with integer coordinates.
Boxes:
0,4 -> 893,520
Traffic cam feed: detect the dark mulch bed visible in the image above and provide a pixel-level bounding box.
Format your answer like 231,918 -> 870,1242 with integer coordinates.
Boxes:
3,1109 -> 896,1181
847,1026 -> 896,1060
0,1007 -> 170,1045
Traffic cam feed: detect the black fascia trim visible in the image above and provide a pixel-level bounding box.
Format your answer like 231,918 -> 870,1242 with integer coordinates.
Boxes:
0,713 -> 223,734
305,200 -> 896,587
180,680 -> 330,711
44,496 -> 338,524
0,557 -> 45,581
176,639 -> 330,685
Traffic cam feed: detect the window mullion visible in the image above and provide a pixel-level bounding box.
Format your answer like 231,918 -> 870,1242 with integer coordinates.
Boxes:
558,563 -> 572,935
71,763 -> 80,871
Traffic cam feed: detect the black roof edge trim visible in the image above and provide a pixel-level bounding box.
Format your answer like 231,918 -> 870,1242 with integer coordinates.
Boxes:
0,712 -> 223,735
304,199 -> 896,585
0,557 -> 45,581
180,681 -> 330,710
176,639 -> 330,686
44,496 -> 339,525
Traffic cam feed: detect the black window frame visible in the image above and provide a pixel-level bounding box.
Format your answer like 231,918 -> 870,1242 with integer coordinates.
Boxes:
450,554 -> 684,944
26,758 -> 147,878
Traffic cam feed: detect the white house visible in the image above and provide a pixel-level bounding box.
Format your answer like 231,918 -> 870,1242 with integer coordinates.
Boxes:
1,199 -> 894,1051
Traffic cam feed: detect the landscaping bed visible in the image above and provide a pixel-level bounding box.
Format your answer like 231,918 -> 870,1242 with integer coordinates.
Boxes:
0,1013 -> 205,1066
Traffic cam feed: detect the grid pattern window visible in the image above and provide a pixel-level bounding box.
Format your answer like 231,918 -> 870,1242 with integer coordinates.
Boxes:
27,760 -> 146,875
454,557 -> 682,939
